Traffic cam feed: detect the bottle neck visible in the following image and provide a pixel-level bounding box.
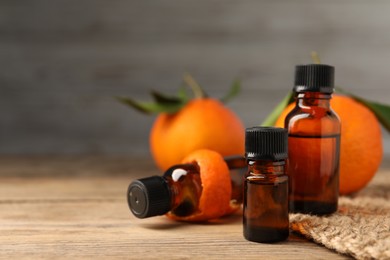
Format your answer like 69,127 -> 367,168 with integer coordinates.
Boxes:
295,92 -> 332,109
224,156 -> 246,205
224,156 -> 246,169
247,159 -> 286,175
164,163 -> 202,217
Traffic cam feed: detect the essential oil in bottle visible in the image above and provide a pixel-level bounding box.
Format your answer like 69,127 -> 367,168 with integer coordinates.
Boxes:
243,127 -> 289,243
127,156 -> 246,219
285,64 -> 341,215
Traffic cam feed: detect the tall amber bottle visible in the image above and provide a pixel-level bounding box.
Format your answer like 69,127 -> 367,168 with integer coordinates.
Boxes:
285,64 -> 341,215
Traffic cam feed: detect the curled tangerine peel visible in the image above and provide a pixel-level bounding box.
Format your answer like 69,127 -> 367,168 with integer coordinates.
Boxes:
166,149 -> 235,222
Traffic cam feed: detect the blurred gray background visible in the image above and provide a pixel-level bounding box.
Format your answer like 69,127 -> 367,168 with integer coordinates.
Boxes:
2,0 -> 390,159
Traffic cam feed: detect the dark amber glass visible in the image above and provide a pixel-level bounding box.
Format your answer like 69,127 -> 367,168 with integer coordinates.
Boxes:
243,160 -> 289,243
164,163 -> 202,217
163,157 -> 246,218
285,92 -> 341,215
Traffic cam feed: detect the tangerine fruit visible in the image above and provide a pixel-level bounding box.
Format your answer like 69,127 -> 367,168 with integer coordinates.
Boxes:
150,98 -> 245,171
166,149 -> 238,221
275,94 -> 383,195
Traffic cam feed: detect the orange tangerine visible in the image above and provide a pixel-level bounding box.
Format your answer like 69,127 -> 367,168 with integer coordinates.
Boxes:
150,98 -> 245,171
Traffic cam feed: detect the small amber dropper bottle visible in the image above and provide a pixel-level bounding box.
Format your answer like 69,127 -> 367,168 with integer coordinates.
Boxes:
127,156 -> 246,219
285,64 -> 341,215
243,127 -> 289,243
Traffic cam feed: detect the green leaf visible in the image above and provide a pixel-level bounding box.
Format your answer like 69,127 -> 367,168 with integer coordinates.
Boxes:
176,86 -> 191,103
261,91 -> 294,126
359,100 -> 390,131
150,90 -> 183,104
115,96 -> 184,114
220,79 -> 241,104
336,87 -> 390,132
116,73 -> 243,115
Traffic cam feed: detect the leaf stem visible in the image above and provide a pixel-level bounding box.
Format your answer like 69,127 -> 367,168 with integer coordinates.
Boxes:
183,73 -> 206,99
311,51 -> 321,64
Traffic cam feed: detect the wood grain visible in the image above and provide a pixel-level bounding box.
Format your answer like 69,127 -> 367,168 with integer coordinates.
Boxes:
0,156 -> 359,259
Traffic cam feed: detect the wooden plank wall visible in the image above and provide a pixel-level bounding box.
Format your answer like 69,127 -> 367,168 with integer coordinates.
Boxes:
1,0 -> 390,158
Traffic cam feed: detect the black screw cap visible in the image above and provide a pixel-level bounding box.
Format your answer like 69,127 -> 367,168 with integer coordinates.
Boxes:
127,176 -> 171,218
245,127 -> 288,161
294,64 -> 335,94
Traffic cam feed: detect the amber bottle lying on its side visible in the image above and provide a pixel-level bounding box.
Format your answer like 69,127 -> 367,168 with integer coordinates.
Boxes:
127,156 -> 246,219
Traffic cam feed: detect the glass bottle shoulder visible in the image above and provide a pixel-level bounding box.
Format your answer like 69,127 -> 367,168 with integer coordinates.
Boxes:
285,105 -> 341,136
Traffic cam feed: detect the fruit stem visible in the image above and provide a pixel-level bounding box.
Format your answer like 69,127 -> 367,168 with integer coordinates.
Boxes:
311,51 -> 321,64
183,73 -> 206,99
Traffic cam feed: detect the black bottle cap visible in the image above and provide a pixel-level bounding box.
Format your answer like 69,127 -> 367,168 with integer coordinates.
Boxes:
294,64 -> 335,93
127,176 -> 171,218
245,127 -> 288,161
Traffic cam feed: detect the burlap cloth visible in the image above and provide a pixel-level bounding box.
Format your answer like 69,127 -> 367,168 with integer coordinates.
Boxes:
290,172 -> 390,259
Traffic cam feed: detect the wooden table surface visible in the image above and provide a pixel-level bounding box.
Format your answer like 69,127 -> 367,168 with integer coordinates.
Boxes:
0,156 -> 374,259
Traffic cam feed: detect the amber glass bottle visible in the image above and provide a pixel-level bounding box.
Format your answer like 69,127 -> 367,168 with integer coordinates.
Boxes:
285,64 -> 341,215
243,127 -> 289,243
127,156 -> 246,219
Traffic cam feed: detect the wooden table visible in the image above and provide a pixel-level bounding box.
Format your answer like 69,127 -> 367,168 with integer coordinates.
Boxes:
0,156 -> 362,259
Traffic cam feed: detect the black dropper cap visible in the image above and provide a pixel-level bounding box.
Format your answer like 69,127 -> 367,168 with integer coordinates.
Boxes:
127,176 -> 171,218
245,127 -> 288,161
294,64 -> 335,94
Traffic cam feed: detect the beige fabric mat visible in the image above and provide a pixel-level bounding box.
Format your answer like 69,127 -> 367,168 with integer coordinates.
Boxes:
290,173 -> 390,260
